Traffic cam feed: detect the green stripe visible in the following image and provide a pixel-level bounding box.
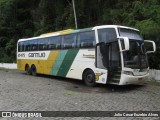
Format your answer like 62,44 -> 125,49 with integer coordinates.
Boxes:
78,27 -> 93,32
57,49 -> 79,77
50,50 -> 68,75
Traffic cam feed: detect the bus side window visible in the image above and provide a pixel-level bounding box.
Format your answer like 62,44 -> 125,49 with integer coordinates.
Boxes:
62,34 -> 76,49
77,31 -> 95,48
38,38 -> 48,50
23,41 -> 28,51
25,41 -> 31,51
18,42 -> 22,52
48,36 -> 61,50
98,28 -> 117,43
22,42 -> 26,52
18,42 -> 26,52
31,40 -> 38,51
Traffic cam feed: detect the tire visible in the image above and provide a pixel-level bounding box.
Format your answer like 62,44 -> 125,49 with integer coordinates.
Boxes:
31,65 -> 37,76
25,65 -> 31,75
83,69 -> 96,87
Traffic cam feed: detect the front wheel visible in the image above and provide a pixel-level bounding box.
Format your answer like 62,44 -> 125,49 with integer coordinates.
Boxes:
83,69 -> 96,87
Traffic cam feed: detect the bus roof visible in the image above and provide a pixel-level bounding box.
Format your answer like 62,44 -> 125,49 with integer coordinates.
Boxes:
18,25 -> 139,42
93,25 -> 139,31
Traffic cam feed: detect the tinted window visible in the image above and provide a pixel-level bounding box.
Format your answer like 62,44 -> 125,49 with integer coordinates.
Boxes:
98,28 -> 117,43
25,41 -> 31,51
48,36 -> 61,50
22,41 -> 27,51
30,40 -> 38,51
18,42 -> 23,52
38,38 -> 48,50
62,34 -> 76,49
119,28 -> 143,40
77,31 -> 95,48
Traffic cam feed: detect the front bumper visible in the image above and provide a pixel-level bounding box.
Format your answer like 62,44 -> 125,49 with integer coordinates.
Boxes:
119,73 -> 149,85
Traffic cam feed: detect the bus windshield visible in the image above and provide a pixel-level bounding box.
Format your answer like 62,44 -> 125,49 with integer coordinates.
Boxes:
119,28 -> 143,40
119,28 -> 148,69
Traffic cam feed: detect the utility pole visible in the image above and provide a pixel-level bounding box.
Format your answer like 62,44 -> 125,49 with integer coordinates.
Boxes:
72,0 -> 78,29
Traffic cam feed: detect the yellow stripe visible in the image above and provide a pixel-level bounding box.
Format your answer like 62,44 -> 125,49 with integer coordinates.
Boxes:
60,29 -> 73,35
40,29 -> 73,36
17,51 -> 59,75
44,50 -> 59,74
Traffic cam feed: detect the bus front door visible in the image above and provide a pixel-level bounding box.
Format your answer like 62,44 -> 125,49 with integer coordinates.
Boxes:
96,42 -> 121,84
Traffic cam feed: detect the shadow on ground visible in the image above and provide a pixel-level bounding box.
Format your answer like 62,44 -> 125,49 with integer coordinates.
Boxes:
22,72 -> 145,94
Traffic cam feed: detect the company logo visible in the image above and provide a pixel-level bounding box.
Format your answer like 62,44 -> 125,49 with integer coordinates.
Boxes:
28,53 -> 45,58
1,112 -> 42,118
2,112 -> 11,117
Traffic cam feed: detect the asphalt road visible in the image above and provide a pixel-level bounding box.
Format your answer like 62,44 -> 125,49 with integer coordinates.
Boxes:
0,69 -> 160,120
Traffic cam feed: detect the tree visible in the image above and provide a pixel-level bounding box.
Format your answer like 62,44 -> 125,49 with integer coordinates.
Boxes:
0,0 -> 159,69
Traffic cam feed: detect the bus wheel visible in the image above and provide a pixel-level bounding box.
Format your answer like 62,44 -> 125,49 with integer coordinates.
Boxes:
31,65 -> 37,76
83,69 -> 96,87
25,64 -> 31,75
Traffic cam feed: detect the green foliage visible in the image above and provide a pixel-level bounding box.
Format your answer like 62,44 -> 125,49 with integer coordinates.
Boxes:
136,20 -> 160,38
0,0 -> 160,69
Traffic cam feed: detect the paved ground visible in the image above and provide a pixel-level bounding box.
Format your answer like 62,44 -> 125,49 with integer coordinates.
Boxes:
0,69 -> 160,120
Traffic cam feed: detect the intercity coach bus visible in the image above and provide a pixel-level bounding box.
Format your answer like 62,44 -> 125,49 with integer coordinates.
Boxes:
17,25 -> 156,86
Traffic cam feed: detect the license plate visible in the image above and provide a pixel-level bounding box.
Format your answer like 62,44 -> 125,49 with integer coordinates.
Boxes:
138,78 -> 143,80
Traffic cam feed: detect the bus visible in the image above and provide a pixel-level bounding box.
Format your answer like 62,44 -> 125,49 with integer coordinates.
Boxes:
17,25 -> 156,86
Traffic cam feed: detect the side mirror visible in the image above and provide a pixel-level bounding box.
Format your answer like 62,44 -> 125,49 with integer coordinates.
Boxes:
144,40 -> 156,54
117,37 -> 129,52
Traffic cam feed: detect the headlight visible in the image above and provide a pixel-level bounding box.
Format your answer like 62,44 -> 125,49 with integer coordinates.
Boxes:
123,71 -> 133,75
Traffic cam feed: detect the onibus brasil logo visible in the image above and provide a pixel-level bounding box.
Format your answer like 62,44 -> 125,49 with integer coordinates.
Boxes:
2,112 -> 42,118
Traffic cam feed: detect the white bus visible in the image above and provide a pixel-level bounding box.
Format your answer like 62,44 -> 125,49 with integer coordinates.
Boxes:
17,25 -> 156,86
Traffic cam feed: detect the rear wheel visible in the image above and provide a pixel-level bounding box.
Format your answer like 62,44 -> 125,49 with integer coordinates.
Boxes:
31,65 -> 37,76
25,65 -> 31,75
83,69 -> 96,87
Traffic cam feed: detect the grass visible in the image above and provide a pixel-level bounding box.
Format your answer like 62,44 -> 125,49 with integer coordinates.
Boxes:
62,92 -> 75,96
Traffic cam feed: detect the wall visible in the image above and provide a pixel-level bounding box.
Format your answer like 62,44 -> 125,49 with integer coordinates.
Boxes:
149,69 -> 160,81
0,63 -> 17,69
